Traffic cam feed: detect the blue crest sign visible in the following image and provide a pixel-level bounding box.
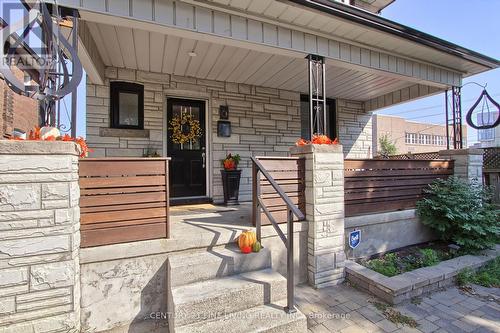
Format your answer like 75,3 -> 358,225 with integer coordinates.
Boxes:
349,230 -> 361,249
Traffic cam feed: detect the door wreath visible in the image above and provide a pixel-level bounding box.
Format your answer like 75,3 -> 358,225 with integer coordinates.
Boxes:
169,112 -> 202,144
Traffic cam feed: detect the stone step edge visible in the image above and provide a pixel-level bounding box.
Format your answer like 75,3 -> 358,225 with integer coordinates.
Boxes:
175,299 -> 307,333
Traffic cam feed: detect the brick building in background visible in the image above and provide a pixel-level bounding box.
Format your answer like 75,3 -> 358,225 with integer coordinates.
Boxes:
372,114 -> 467,155
0,71 -> 39,138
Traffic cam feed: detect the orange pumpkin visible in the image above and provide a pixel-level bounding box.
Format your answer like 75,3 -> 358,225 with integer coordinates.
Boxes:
241,246 -> 252,254
238,230 -> 256,250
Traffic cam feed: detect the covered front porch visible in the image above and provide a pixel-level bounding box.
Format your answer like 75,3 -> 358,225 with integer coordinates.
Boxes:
78,7 -> 458,203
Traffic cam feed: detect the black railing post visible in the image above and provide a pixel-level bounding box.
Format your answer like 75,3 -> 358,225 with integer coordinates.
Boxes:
285,208 -> 296,314
255,169 -> 262,243
251,157 -> 304,315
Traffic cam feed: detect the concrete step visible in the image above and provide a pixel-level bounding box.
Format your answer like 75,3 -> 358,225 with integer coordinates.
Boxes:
169,269 -> 287,328
175,299 -> 307,333
167,245 -> 272,288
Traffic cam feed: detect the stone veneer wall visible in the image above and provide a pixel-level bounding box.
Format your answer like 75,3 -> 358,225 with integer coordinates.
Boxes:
0,141 -> 80,333
337,99 -> 372,159
86,67 -> 372,201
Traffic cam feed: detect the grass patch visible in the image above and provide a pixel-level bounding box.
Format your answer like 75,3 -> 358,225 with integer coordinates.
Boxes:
370,301 -> 418,328
361,246 -> 457,277
456,257 -> 500,288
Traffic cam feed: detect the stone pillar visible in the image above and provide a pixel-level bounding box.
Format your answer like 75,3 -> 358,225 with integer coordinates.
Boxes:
439,148 -> 483,184
0,141 -> 81,332
290,144 -> 345,288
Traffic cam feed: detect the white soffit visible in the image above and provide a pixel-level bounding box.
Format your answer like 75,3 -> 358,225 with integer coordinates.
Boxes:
87,22 -> 416,101
198,0 -> 493,76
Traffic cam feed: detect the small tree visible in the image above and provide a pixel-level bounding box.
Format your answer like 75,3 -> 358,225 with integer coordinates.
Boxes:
416,177 -> 500,253
379,134 -> 397,156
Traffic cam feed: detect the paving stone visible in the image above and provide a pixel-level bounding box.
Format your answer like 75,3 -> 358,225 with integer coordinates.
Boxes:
322,317 -> 354,331
477,305 -> 500,321
341,325 -> 369,333
433,304 -> 464,319
298,283 -> 498,333
310,324 -> 331,333
416,319 -> 439,333
375,319 -> 400,332
396,304 -> 429,320
357,306 -> 385,323
344,301 -> 363,310
433,319 -> 467,333
451,319 -> 476,332
425,315 -> 439,322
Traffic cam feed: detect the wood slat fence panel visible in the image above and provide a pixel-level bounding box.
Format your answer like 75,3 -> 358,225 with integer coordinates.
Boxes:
252,157 -> 306,226
79,158 -> 170,247
344,159 -> 454,217
483,148 -> 500,205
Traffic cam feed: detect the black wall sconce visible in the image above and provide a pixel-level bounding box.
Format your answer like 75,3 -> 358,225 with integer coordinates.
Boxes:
219,105 -> 229,119
217,105 -> 231,137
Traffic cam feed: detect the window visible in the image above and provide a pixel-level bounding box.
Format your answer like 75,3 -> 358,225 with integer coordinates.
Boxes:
405,133 -> 417,144
110,82 -> 144,129
478,128 -> 495,141
300,95 -> 337,140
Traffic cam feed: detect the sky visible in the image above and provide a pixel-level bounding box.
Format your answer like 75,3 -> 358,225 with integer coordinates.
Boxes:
378,0 -> 500,146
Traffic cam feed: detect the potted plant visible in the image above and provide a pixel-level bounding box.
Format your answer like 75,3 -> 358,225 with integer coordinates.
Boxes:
221,153 -> 241,205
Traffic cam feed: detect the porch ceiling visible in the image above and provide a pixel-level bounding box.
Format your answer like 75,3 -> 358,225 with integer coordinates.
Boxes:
86,21 -> 416,101
199,0 -> 497,75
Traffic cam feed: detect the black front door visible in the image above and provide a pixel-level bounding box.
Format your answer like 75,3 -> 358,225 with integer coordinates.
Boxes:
167,98 -> 206,198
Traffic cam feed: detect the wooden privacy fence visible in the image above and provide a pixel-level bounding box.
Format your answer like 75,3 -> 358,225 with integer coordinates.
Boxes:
483,147 -> 500,205
344,159 -> 454,217
252,157 -> 305,226
79,158 -> 170,247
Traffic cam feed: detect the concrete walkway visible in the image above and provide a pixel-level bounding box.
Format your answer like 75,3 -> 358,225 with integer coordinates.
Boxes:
296,283 -> 500,333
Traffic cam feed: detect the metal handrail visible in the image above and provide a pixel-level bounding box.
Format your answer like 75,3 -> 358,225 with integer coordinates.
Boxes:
251,156 -> 305,314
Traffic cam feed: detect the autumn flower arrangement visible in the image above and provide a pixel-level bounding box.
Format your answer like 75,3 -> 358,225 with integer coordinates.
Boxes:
295,134 -> 339,146
169,112 -> 202,144
10,126 -> 91,158
222,153 -> 241,171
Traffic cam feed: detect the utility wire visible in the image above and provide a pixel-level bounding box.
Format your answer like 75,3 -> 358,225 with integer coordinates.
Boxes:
376,93 -> 500,116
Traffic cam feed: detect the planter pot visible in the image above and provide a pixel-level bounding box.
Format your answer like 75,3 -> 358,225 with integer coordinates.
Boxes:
221,169 -> 241,205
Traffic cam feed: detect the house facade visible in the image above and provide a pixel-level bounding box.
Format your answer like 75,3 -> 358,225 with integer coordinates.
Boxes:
1,1 -> 499,333
372,114 -> 468,155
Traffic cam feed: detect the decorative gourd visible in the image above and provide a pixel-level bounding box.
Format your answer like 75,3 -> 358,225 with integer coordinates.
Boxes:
238,230 -> 256,250
40,126 -> 61,140
241,246 -> 252,254
252,241 -> 262,253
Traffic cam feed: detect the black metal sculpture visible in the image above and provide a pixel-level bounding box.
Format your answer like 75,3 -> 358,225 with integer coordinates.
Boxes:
465,88 -> 500,130
0,0 -> 82,135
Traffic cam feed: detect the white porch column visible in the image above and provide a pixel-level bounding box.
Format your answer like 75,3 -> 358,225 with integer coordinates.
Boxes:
439,148 -> 483,183
290,144 -> 345,288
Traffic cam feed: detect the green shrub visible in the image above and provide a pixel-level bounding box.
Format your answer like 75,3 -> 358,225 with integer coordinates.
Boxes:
367,253 -> 400,277
419,248 -> 440,267
416,177 -> 500,253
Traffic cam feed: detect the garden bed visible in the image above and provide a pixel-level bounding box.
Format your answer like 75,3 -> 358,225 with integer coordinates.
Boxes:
345,245 -> 499,304
357,242 -> 460,277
